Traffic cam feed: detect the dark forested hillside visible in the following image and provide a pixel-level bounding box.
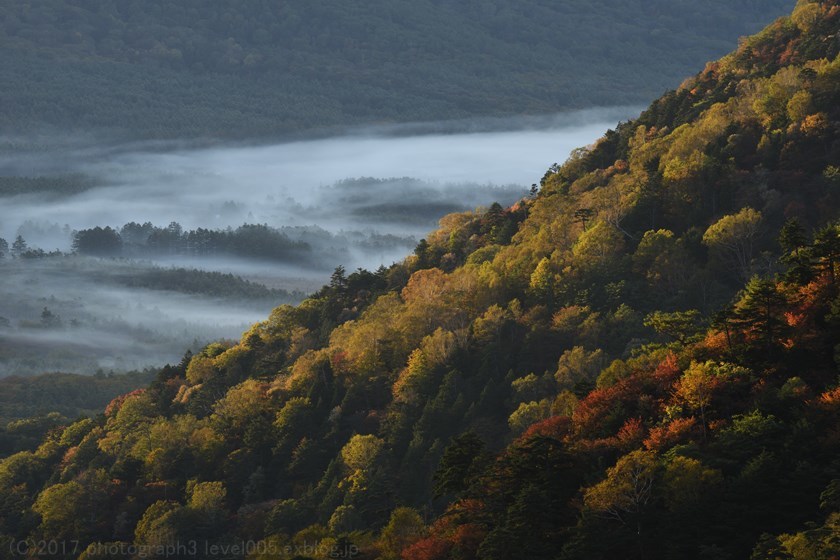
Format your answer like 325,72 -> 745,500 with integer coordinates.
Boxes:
2,1 -> 840,559
0,370 -> 156,451
0,0 -> 793,138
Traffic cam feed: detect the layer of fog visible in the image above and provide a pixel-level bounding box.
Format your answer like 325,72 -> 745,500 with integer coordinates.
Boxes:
0,107 -> 640,375
0,257 -> 276,376
1,107 -> 638,257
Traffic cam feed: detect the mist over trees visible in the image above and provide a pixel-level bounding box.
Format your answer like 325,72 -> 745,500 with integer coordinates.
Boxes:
0,254 -> 305,377
72,226 -> 122,256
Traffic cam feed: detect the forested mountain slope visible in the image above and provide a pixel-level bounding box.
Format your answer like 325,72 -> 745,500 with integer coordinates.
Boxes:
1,1 -> 840,559
0,0 -> 792,138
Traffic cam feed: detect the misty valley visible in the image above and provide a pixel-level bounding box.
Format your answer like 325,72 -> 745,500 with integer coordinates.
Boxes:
4,2 -> 840,558
0,109 -> 635,377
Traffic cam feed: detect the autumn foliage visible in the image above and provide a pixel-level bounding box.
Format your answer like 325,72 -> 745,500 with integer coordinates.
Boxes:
2,3 -> 840,559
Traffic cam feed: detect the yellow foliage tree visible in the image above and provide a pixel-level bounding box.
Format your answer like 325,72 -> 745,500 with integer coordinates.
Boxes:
702,207 -> 762,280
340,434 -> 384,494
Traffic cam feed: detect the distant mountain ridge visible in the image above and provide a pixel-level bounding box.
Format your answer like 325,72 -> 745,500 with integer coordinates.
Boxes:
0,0 -> 793,138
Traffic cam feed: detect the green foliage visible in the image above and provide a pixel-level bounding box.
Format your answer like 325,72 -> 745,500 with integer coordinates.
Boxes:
379,507 -> 426,560
328,505 -> 362,534
779,218 -> 812,282
731,276 -> 792,357
33,469 -> 112,542
0,369 -> 154,426
555,346 -> 607,393
188,480 -> 226,512
662,455 -> 722,512
644,310 -> 703,344
134,500 -> 183,550
508,399 -> 552,435
432,432 -> 489,498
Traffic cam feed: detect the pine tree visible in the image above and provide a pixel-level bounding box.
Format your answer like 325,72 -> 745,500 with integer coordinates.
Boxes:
812,223 -> 840,286
732,276 -> 789,356
779,218 -> 812,283
11,235 -> 27,257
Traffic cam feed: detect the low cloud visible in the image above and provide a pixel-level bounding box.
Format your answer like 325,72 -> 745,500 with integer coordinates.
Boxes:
0,107 -> 639,375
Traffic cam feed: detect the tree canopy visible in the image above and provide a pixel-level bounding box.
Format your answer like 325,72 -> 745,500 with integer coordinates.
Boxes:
1,2 -> 840,558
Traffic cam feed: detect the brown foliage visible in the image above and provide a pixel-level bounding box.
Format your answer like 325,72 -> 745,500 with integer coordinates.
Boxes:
644,417 -> 699,451
401,537 -> 452,560
520,415 -> 571,441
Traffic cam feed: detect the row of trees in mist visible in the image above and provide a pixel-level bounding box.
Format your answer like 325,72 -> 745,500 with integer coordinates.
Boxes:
0,236 -> 58,259
0,221 -> 414,265
75,222 -> 310,260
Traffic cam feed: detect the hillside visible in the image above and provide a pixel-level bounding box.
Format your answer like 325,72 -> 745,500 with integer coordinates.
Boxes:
0,370 -> 157,454
1,1 -> 839,559
0,0 -> 793,138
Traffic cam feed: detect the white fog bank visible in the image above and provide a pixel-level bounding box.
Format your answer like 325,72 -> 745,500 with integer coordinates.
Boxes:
1,107 -> 640,251
0,107 -> 640,375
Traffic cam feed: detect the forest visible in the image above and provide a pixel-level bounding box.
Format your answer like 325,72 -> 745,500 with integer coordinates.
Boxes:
0,0 -> 793,138
0,1 -> 838,558
0,370 -> 157,448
